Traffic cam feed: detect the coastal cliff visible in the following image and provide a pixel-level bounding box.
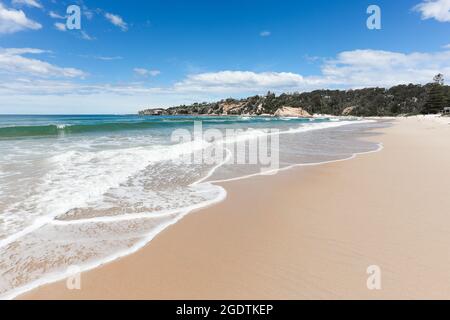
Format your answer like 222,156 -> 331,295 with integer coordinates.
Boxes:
274,106 -> 311,117
139,83 -> 450,117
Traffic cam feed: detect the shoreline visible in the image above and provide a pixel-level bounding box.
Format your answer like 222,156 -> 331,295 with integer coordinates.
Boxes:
1,118 -> 380,300
17,116 -> 450,299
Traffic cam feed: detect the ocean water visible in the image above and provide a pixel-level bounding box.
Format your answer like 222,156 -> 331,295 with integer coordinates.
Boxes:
0,114 -> 384,299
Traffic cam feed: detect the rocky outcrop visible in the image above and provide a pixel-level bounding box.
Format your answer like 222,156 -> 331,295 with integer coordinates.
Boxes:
219,102 -> 245,115
342,106 -> 356,116
274,106 -> 311,118
138,108 -> 165,116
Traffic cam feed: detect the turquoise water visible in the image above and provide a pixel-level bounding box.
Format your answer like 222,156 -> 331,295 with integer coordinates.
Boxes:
0,114 -> 329,138
0,114 -> 383,299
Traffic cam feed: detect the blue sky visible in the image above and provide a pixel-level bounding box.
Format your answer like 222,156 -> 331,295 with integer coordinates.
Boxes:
0,0 -> 449,114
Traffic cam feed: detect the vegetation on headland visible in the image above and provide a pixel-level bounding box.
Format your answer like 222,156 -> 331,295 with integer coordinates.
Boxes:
423,74 -> 448,115
139,75 -> 450,117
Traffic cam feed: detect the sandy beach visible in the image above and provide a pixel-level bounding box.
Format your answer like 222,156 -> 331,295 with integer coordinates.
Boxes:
20,116 -> 450,300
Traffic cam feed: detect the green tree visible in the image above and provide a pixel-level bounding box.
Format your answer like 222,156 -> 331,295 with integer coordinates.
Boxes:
423,74 -> 446,114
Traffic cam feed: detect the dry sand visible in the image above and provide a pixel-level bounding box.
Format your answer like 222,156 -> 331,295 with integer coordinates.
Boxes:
20,117 -> 450,300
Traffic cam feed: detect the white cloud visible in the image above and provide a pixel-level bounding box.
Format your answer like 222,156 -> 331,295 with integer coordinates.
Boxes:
105,12 -> 128,31
80,30 -> 95,41
0,48 -> 86,78
173,71 -> 306,93
3,48 -> 450,96
134,68 -> 161,77
80,55 -> 123,61
12,0 -> 42,9
49,11 -> 65,19
0,80 -> 134,95
1,48 -> 45,55
97,56 -> 123,61
414,0 -> 450,22
1,48 -> 450,113
149,70 -> 161,76
319,49 -> 450,87
54,22 -> 66,31
82,5 -> 95,20
173,49 -> 450,94
174,50 -> 450,93
0,3 -> 42,34
53,21 -> 94,40
443,43 -> 450,48
260,31 -> 271,37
